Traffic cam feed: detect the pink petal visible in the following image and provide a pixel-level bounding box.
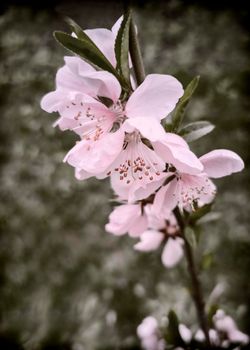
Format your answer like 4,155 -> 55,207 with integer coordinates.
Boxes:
56,65 -> 83,92
144,204 -> 166,231
128,213 -> 148,237
57,60 -> 121,101
105,204 -> 144,236
40,90 -> 68,113
134,230 -> 164,252
162,132 -> 188,147
199,149 -> 244,178
153,178 -> 179,214
64,129 -> 124,175
180,174 -> 216,209
137,317 -> 158,338
179,324 -> 192,343
124,117 -> 166,142
126,74 -> 184,120
153,134 -> 204,175
229,330 -> 249,344
111,16 -> 123,36
110,140 -> 165,202
161,237 -> 184,268
58,93 -> 115,134
75,168 -> 93,180
131,174 -> 166,203
63,56 -> 95,75
85,28 -> 116,66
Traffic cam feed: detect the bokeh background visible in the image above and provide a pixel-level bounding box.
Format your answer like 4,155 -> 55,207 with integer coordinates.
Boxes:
0,0 -> 249,349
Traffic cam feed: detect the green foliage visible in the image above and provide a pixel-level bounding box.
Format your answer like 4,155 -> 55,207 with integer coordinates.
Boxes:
164,310 -> 184,347
179,120 -> 215,142
54,31 -> 119,77
188,203 -> 213,225
114,12 -> 132,87
171,76 -> 200,132
66,17 -> 88,40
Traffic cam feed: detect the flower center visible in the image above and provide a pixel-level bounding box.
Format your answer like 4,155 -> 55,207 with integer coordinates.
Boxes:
109,101 -> 126,132
107,133 -> 163,185
177,174 -> 216,208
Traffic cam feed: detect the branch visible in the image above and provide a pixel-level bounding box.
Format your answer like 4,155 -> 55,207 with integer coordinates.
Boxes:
173,207 -> 212,348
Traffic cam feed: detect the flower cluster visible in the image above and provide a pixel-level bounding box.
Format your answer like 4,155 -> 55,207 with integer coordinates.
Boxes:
137,311 -> 249,350
41,17 -> 244,269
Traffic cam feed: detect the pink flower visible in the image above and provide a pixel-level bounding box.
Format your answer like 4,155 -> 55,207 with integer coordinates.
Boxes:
107,123 -> 204,203
41,57 -> 122,132
63,74 -> 185,190
137,317 -> 165,350
40,16 -> 127,131
105,203 -> 147,237
134,209 -> 183,268
179,324 -> 192,343
213,310 -> 249,345
153,149 -> 244,213
135,232 -> 184,268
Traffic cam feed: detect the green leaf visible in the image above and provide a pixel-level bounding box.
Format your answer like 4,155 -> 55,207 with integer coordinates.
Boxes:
197,212 -> 221,224
185,227 -> 197,249
201,252 -> 214,270
164,310 -> 183,346
65,17 -> 88,41
188,203 -> 213,225
172,76 -> 200,131
54,31 -> 122,83
115,12 -> 131,85
180,120 -> 215,142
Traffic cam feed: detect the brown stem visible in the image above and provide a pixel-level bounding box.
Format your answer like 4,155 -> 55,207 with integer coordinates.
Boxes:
173,207 -> 212,348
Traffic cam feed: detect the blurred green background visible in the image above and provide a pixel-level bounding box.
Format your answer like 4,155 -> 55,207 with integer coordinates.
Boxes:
0,1 -> 249,349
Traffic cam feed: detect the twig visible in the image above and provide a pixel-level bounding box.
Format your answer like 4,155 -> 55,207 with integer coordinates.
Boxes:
173,207 -> 212,348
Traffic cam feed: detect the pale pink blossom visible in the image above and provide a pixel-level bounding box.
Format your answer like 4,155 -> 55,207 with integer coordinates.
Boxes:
194,328 -> 220,346
41,59 -> 122,132
213,310 -> 249,345
179,324 -> 192,343
200,149 -> 244,178
137,317 -> 165,350
134,210 -> 183,268
161,237 -> 184,268
105,203 -> 147,237
134,230 -> 165,251
64,74 -> 185,193
41,16 -> 128,132
153,149 -> 244,214
154,172 -> 216,214
108,123 -> 204,203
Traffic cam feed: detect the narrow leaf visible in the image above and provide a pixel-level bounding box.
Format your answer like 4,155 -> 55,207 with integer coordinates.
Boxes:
172,76 -> 200,131
197,212 -> 221,224
180,121 -> 215,142
115,12 -> 131,84
188,203 -> 213,225
164,310 -> 184,346
54,31 -> 120,81
65,17 -> 89,41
